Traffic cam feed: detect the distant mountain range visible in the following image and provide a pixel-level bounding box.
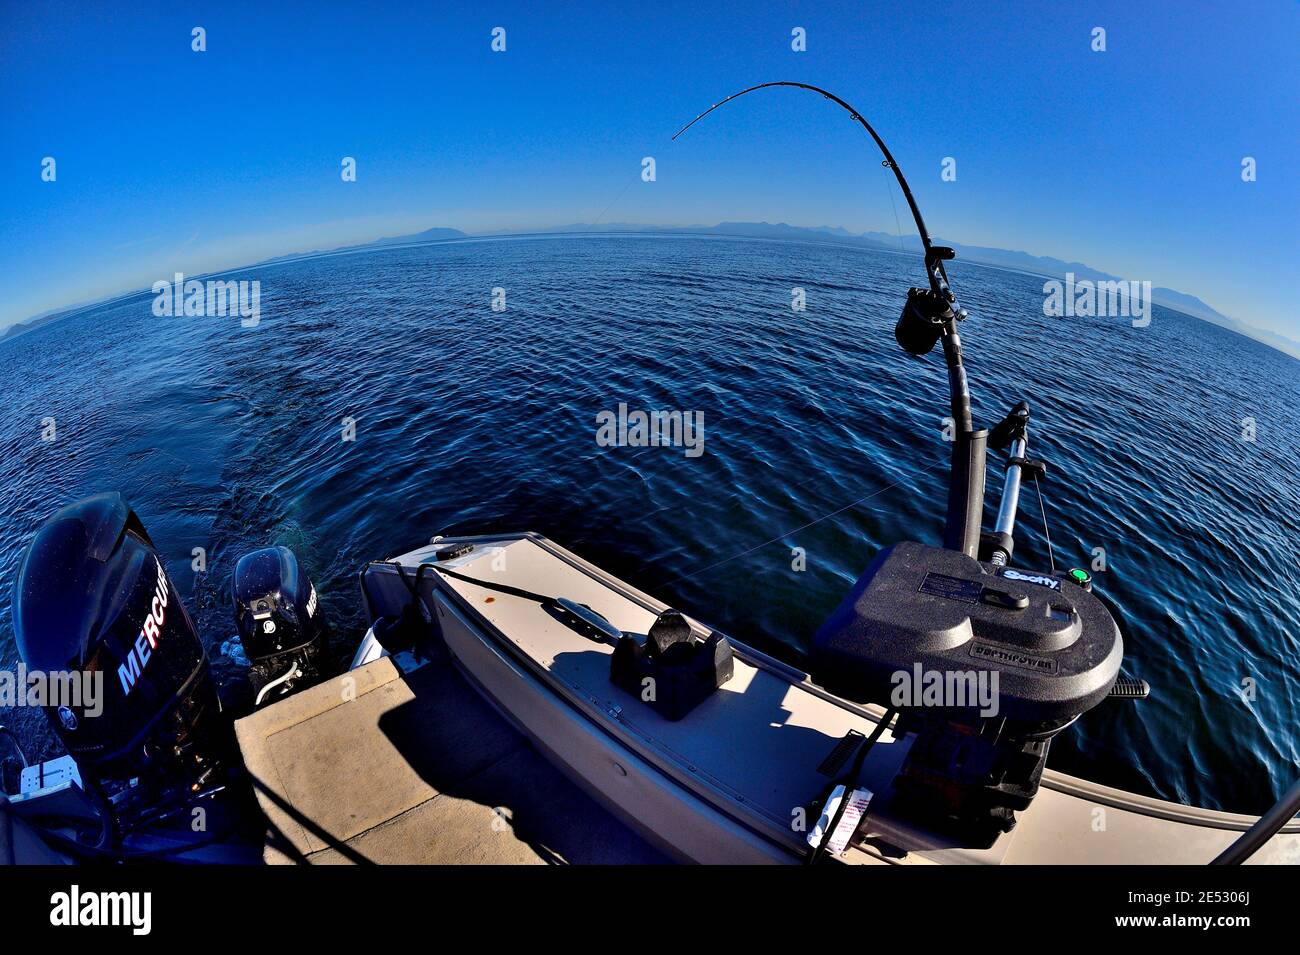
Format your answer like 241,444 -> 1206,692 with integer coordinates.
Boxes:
7,222 -> 1298,360
255,226 -> 467,264
2,310 -> 68,341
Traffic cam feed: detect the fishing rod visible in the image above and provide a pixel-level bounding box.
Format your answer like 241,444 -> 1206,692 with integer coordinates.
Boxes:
673,82 -> 949,299
673,82 -> 985,556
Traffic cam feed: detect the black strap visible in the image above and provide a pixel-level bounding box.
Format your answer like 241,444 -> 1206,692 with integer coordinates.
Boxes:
1009,456 -> 1048,480
365,560 -> 556,654
806,708 -> 896,864
389,561 -> 434,622
424,562 -> 557,606
390,560 -> 429,599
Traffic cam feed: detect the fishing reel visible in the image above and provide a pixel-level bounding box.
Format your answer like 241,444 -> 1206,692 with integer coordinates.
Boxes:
895,288 -> 950,356
675,79 -> 1158,856
895,248 -> 964,356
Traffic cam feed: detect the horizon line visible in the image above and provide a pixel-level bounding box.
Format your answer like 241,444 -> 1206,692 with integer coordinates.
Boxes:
6,223 -> 1297,361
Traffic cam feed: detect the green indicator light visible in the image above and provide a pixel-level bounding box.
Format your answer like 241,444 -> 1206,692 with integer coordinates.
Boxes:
1069,568 -> 1091,584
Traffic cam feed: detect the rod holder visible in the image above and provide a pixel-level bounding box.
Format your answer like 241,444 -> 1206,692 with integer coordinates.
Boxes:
943,428 -> 987,558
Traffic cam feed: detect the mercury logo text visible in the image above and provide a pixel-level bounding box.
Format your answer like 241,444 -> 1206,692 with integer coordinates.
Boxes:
117,557 -> 170,696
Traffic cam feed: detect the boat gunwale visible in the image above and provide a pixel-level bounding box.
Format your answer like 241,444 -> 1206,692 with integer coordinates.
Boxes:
372,549 -> 807,854
371,531 -> 1300,838
432,591 -> 799,860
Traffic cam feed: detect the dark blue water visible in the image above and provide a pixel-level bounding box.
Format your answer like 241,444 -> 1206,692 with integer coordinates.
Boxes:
2,235 -> 1297,814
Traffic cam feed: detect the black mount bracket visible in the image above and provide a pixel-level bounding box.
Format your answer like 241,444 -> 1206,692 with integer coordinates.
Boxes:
988,401 -> 1031,452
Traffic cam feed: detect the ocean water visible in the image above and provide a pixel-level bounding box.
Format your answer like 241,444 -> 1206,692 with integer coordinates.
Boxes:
1,234 -> 1297,814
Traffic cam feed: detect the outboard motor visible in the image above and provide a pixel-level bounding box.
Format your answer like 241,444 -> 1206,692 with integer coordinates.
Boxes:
232,546 -> 326,706
11,493 -> 226,837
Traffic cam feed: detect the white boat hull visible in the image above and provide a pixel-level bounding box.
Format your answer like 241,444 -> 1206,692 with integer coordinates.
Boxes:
358,533 -> 1300,865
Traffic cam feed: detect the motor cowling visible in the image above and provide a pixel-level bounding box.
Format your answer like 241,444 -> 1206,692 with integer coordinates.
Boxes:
232,546 -> 325,705
11,493 -> 226,829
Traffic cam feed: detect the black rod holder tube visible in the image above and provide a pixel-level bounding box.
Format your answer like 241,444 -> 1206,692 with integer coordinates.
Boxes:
941,324 -> 974,434
940,322 -> 982,554
944,428 -> 987,557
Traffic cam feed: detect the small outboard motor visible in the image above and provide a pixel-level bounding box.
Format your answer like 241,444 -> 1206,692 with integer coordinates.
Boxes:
11,493 -> 226,836
232,547 -> 326,706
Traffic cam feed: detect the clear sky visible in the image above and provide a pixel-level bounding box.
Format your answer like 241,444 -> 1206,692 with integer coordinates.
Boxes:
1,1 -> 1296,336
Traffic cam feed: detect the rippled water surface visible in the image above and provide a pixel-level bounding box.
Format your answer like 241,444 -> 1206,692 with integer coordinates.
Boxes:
2,235 -> 1297,813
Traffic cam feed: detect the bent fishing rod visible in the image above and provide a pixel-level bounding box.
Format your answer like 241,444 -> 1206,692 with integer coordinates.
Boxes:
674,85 -> 1300,865
674,83 -> 951,300
674,82 -> 991,557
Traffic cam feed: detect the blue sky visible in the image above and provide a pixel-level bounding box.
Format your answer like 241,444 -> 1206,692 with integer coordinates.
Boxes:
1,1 -> 1296,336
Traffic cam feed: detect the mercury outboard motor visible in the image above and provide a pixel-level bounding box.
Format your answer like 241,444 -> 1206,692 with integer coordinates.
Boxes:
11,493 -> 226,837
232,546 -> 326,706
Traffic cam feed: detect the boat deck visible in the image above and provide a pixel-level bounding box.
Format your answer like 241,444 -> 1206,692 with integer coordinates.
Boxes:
236,533 -> 1300,865
234,648 -> 667,864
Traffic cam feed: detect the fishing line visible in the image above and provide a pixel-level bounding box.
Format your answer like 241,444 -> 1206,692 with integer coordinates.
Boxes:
1033,474 -> 1056,573
633,453 -> 861,575
652,84 -> 968,587
658,457 -> 949,587
881,160 -> 907,255
590,171 -> 642,228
